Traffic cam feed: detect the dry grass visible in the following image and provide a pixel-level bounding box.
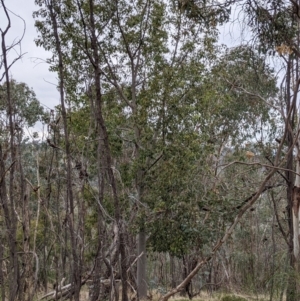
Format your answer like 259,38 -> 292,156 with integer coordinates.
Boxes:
71,287 -> 273,301
79,287 -> 89,301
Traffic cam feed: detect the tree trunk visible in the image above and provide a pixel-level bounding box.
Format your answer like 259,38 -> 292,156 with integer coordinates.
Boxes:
286,55 -> 298,301
47,2 -> 81,299
137,231 -> 147,300
170,256 -> 176,289
88,1 -> 129,300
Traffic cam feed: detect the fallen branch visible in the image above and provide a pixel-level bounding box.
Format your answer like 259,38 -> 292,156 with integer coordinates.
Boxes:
40,283 -> 72,300
40,278 -> 120,301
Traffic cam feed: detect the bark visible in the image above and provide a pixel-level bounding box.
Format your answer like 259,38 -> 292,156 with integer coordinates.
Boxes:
290,53 -> 300,261
22,184 -> 32,301
0,143 -> 8,301
285,54 -> 299,301
89,126 -> 104,301
137,232 -> 147,300
292,186 -> 300,258
170,256 -> 176,289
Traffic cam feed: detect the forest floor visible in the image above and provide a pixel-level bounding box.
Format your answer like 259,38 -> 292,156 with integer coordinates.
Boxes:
150,290 -> 273,301
34,284 -> 275,301
77,289 -> 272,301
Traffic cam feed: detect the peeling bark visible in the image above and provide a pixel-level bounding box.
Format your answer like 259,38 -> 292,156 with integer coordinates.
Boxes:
292,186 -> 300,257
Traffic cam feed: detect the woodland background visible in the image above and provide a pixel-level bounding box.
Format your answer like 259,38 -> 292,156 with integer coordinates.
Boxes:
0,0 -> 300,300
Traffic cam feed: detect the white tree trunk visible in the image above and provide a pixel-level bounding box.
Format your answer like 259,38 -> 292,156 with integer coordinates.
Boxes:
293,150 -> 300,258
137,231 -> 147,300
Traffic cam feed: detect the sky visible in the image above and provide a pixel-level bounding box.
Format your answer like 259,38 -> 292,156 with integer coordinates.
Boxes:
0,0 -> 59,112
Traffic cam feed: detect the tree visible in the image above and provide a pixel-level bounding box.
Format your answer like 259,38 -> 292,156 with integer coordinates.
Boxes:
33,0 -> 222,299
0,1 -> 43,300
32,0 -> 289,300
243,1 -> 300,299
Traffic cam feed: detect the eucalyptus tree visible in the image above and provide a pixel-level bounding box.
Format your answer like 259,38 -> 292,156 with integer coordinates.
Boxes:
34,1 -> 88,299
0,79 -> 46,301
33,0 -> 226,300
243,1 -> 300,299
33,0 -> 287,300
0,80 -> 46,129
0,3 -> 21,298
0,71 -> 47,301
147,45 -> 281,298
0,1 -> 48,300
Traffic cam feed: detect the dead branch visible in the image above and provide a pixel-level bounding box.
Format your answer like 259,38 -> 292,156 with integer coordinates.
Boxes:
40,278 -> 121,301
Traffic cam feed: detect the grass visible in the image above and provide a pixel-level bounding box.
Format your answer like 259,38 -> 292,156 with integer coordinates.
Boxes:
221,296 -> 248,301
150,291 -> 270,301
38,286 -> 272,301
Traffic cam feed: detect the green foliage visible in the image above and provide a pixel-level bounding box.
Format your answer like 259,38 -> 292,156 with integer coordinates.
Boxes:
245,1 -> 297,53
31,0 -> 282,297
141,45 -> 278,256
206,45 -> 278,145
0,80 -> 46,128
177,0 -> 231,27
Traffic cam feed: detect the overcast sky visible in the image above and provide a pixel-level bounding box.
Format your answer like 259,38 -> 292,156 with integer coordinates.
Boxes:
0,0 -> 59,112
